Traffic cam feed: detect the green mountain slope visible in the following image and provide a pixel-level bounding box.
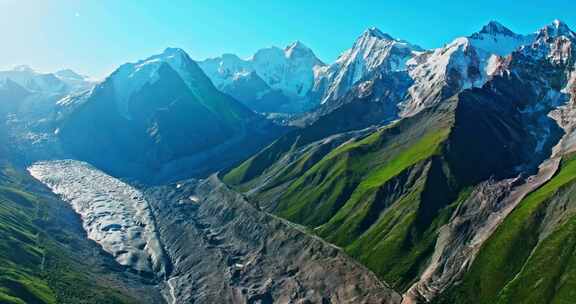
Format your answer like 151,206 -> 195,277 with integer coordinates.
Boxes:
224,85 -> 539,290
0,173 -> 55,304
226,109 -> 455,289
437,154 -> 576,304
0,163 -> 159,304
274,103 -> 459,289
223,72 -> 414,189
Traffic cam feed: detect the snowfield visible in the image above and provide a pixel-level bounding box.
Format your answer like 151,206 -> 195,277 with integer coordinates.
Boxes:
28,160 -> 168,276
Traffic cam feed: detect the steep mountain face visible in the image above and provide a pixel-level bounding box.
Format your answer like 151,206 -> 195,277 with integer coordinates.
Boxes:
0,79 -> 30,115
223,21 -> 537,187
218,70 -> 293,113
399,21 -> 535,117
199,42 -> 325,113
56,48 -> 283,184
224,20 -> 576,304
419,20 -> 576,304
468,21 -> 535,56
315,28 -> 423,106
53,69 -> 95,93
201,22 -> 531,123
297,22 -> 533,130
225,93 -> 540,291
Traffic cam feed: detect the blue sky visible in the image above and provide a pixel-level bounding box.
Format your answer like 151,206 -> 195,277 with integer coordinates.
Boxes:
1,0 -> 575,78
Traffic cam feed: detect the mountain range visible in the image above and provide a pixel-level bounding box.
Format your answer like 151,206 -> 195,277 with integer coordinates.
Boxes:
1,19 -> 576,304
199,41 -> 325,113
224,19 -> 576,304
54,48 -> 282,183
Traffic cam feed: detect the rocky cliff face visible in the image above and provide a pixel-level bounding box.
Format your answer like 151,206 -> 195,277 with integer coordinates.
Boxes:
314,28 -> 423,106
403,20 -> 576,303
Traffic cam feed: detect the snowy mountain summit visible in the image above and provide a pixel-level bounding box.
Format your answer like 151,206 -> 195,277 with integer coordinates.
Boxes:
476,21 -> 518,36
466,20 -> 535,56
537,19 -> 576,40
199,42 -> 325,113
108,47 -> 216,118
315,27 -> 424,104
0,65 -> 94,94
397,21 -> 538,116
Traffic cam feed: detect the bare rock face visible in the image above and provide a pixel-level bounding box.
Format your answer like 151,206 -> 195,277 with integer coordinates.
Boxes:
402,159 -> 559,303
146,176 -> 401,304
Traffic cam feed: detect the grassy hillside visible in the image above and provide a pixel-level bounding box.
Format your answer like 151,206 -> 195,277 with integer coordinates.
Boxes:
437,154 -> 576,304
0,179 -> 55,304
223,91 -> 416,187
0,164 -> 152,304
224,85 -> 541,291
227,101 -> 462,289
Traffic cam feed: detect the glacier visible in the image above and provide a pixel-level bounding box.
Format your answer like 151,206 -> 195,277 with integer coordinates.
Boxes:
28,160 -> 169,277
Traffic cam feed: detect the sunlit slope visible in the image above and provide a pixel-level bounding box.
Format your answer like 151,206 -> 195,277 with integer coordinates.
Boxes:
437,154 -> 576,304
225,87 -> 536,289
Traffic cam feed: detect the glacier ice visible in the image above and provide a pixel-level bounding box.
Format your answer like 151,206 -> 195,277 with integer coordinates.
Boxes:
28,160 -> 168,276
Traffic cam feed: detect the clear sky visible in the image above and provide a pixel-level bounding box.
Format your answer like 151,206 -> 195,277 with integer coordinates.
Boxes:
1,0 -> 575,78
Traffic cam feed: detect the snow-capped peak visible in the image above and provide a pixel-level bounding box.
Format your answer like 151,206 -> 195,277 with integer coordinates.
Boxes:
477,21 -> 517,36
161,47 -> 189,58
0,65 -> 71,94
149,47 -> 212,91
108,47 -> 212,118
400,22 -> 537,117
361,27 -> 395,41
53,69 -> 96,93
467,21 -> 534,56
55,69 -> 84,80
285,41 -> 320,62
537,19 -> 576,40
522,20 -> 576,64
285,40 -> 308,52
0,64 -> 94,95
553,19 -> 563,27
315,28 -> 423,103
153,47 -> 191,67
199,41 -> 325,102
115,47 -> 199,85
12,65 -> 35,72
352,27 -> 400,51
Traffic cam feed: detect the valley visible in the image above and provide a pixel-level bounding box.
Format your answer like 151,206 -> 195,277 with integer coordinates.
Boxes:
1,15 -> 576,304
